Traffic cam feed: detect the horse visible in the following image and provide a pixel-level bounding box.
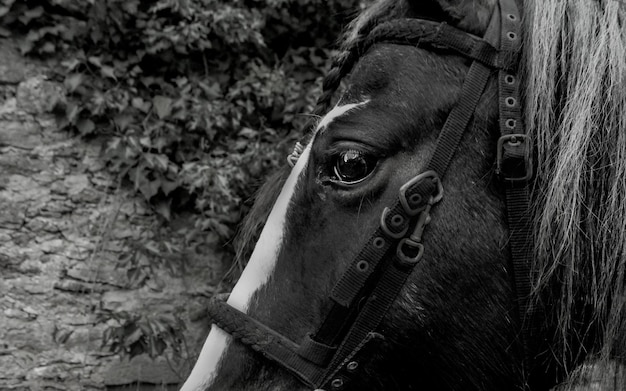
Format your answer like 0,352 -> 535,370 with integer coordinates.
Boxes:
181,0 -> 626,390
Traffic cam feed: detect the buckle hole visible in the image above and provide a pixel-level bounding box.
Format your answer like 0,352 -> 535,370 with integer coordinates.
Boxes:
506,119 -> 516,129
356,260 -> 369,273
391,214 -> 404,227
331,378 -> 344,389
409,193 -> 422,205
373,237 -> 385,249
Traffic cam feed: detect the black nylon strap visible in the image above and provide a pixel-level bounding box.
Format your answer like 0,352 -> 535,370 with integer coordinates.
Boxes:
504,186 -> 532,308
426,60 -> 492,175
313,178 -> 437,351
321,254 -> 420,388
504,185 -> 533,369
297,334 -> 336,366
494,0 -> 535,378
330,179 -> 436,307
319,332 -> 385,390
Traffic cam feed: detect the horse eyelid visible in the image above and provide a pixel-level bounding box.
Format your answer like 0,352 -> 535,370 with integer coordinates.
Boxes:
324,140 -> 383,157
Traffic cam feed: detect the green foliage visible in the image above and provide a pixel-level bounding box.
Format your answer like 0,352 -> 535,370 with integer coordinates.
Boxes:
101,310 -> 186,359
2,0 -> 361,247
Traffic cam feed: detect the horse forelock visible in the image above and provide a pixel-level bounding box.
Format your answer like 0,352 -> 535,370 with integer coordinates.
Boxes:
524,0 -> 626,381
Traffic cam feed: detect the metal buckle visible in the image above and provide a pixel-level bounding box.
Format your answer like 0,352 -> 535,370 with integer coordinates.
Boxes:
496,134 -> 533,184
396,238 -> 424,267
398,171 -> 444,216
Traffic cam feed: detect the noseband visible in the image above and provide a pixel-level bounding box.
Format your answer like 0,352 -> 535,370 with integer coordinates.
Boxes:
206,0 -> 534,389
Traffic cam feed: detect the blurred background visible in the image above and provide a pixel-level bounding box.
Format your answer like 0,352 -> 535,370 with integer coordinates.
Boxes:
0,0 -> 367,389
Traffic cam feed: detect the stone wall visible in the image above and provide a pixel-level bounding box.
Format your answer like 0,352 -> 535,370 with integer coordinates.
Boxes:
0,39 -> 219,390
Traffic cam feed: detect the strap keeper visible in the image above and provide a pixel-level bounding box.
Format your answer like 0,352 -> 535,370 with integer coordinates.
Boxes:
297,334 -> 337,366
496,134 -> 533,185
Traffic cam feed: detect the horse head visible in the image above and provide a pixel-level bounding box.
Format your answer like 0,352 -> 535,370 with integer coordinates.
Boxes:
183,0 -> 626,389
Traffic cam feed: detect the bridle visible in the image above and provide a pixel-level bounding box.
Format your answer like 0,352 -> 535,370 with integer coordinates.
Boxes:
205,0 -> 535,389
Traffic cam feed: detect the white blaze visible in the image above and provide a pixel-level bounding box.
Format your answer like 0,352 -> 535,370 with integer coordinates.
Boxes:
181,100 -> 368,391
316,101 -> 369,133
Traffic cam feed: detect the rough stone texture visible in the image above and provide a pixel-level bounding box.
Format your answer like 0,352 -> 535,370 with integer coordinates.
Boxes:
0,39 -> 223,390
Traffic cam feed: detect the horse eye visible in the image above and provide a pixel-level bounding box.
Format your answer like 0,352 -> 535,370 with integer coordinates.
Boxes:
332,150 -> 376,184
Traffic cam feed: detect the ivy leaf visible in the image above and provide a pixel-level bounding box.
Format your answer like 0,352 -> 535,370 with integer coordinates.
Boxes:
153,96 -> 173,119
131,97 -> 149,112
62,58 -> 81,72
138,179 -> 160,200
160,179 -> 178,196
155,199 -> 171,221
127,267 -> 147,288
18,39 -> 34,55
121,324 -> 142,347
64,73 -> 84,93
150,338 -> 167,358
114,114 -> 134,131
76,118 -> 95,135
153,154 -> 169,170
65,103 -> 79,125
0,6 -> 11,19
88,56 -> 103,68
40,42 -> 56,54
18,6 -> 44,24
100,65 -> 117,80
238,127 -> 257,138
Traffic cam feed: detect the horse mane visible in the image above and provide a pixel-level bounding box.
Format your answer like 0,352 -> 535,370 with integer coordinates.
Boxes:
234,0 -> 626,386
523,0 -> 626,383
